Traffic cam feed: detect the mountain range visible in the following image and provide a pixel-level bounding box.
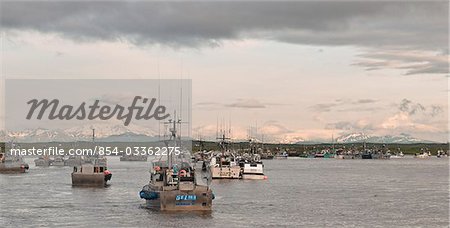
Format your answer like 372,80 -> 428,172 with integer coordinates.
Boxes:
0,124 -> 158,143
297,132 -> 437,144
0,127 -> 438,144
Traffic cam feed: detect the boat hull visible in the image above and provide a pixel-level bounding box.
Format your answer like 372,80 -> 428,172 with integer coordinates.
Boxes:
335,154 -> 356,159
371,154 -> 390,159
52,161 -> 65,166
0,165 -> 28,173
120,156 -> 148,162
415,153 -> 430,158
211,166 -> 241,179
390,155 -> 404,159
34,160 -> 51,167
242,174 -> 265,180
71,173 -> 107,186
260,153 -> 274,160
0,156 -> 29,173
240,163 -> 265,180
144,186 -> 213,211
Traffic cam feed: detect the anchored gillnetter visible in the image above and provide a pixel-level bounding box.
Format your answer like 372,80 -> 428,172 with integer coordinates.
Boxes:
139,114 -> 214,211
71,129 -> 112,186
0,142 -> 29,173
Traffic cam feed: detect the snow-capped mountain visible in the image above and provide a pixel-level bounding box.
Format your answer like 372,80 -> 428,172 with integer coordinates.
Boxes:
0,123 -> 158,142
335,132 -> 435,144
2,128 -> 74,142
280,135 -> 306,144
335,132 -> 371,143
64,123 -> 157,139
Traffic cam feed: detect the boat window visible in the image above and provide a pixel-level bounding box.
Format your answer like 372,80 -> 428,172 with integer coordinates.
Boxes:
180,176 -> 194,182
153,173 -> 162,181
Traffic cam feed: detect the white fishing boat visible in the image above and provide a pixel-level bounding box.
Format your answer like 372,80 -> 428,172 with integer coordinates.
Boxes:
239,154 -> 266,180
390,150 -> 404,159
415,149 -> 431,159
436,149 -> 448,158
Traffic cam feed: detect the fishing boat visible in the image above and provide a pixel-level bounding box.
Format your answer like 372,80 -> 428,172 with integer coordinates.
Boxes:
371,152 -> 391,159
209,152 -> 241,179
208,133 -> 241,179
260,153 -> 274,159
415,148 -> 431,158
71,160 -> 112,186
274,151 -> 288,159
238,137 -> 266,180
370,148 -> 391,159
64,155 -> 83,167
0,143 -> 29,173
361,151 -> 372,159
390,149 -> 404,159
34,155 -> 51,166
390,153 -> 404,159
238,154 -> 266,180
139,116 -> 214,211
373,145 -> 392,159
415,151 -> 431,158
52,156 -> 65,166
415,152 -> 430,158
335,153 -> 357,159
71,129 -> 112,186
298,153 -> 309,158
436,149 -> 447,158
314,149 -> 335,158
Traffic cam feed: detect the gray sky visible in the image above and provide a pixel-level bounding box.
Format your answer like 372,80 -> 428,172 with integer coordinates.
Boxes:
1,1 -> 448,142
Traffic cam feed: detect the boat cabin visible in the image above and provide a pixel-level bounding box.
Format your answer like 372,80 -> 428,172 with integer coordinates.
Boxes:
150,160 -> 195,190
73,164 -> 106,174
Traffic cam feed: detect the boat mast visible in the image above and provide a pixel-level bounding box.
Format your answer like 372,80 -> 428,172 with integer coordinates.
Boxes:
92,128 -> 96,165
168,111 -> 177,169
332,133 -> 335,152
165,110 -> 186,169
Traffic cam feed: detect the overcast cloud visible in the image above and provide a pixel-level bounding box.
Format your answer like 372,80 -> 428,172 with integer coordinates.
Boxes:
1,2 -> 447,49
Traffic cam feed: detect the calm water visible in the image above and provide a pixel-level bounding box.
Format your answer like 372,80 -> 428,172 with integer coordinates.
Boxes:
0,157 -> 448,227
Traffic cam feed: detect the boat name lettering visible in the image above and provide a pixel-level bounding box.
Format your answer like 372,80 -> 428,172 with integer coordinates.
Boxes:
176,195 -> 197,201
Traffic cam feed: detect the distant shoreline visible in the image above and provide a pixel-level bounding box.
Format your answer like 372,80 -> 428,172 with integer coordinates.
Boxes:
1,141 -> 448,156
